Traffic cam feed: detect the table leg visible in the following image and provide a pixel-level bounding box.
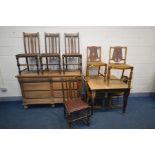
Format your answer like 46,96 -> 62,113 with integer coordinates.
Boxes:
105,92 -> 110,107
123,89 -> 130,113
91,90 -> 96,115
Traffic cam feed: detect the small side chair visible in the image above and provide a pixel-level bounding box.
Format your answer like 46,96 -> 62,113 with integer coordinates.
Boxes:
62,77 -> 91,128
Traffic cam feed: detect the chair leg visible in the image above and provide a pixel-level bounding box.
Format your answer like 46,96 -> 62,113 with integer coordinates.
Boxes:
16,56 -> 21,74
35,56 -> 39,74
87,108 -> 90,126
62,56 -> 65,73
46,57 -> 49,71
66,57 -> 68,71
64,107 -> 67,118
86,95 -> 90,105
80,56 -> 82,73
59,57 -> 61,73
98,66 -> 100,75
67,114 -> 72,128
26,57 -> 29,71
107,94 -> 112,108
40,57 -> 43,73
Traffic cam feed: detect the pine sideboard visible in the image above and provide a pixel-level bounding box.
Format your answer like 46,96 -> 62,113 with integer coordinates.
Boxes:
16,71 -> 82,108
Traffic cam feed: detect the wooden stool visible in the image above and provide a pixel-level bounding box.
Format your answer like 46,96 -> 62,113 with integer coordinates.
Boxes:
40,33 -> 61,73
62,33 -> 82,73
16,32 -> 40,74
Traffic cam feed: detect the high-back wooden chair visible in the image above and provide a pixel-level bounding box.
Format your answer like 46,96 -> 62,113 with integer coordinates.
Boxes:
40,33 -> 61,72
62,33 -> 82,73
86,46 -> 107,79
16,32 -> 40,74
61,77 -> 91,128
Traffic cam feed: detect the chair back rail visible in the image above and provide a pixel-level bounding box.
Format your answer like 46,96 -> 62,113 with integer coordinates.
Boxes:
109,46 -> 127,64
64,33 -> 80,54
61,78 -> 81,102
45,33 -> 60,54
23,32 -> 40,54
87,46 -> 102,62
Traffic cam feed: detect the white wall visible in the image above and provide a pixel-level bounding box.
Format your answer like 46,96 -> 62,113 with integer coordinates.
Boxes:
0,26 -> 155,97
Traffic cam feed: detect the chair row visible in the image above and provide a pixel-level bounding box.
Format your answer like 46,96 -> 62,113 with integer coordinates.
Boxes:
16,32 -> 82,74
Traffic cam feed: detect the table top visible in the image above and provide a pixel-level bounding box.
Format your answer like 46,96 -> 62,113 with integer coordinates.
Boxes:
87,76 -> 129,90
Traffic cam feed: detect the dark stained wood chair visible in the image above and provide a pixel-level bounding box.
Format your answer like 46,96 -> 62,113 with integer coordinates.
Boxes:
61,77 -> 91,128
16,32 -> 40,74
86,46 -> 107,79
40,33 -> 61,72
62,33 -> 82,73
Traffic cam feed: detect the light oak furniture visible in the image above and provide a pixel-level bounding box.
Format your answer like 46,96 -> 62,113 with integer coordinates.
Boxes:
109,46 -> 128,78
40,33 -> 61,72
62,77 -> 91,128
108,46 -> 133,106
62,33 -> 82,73
16,71 -> 81,109
86,46 -> 107,78
87,76 -> 132,115
16,32 -> 40,74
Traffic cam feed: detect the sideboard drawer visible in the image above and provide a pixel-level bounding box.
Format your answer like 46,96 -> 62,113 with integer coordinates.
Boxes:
23,82 -> 51,91
24,90 -> 51,99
